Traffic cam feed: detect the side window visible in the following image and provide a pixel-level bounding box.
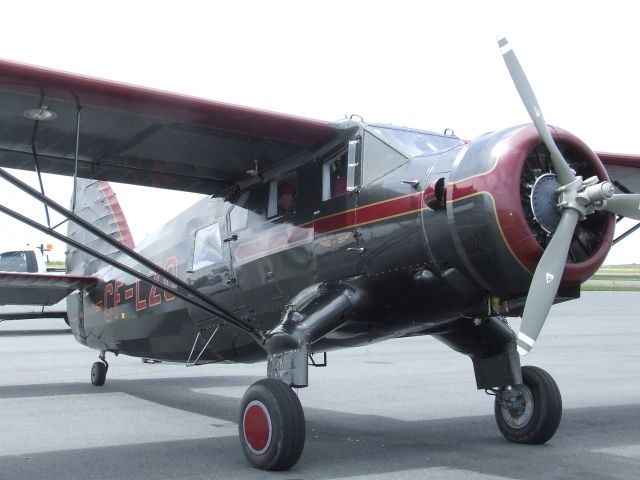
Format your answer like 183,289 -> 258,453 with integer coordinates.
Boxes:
362,131 -> 408,185
192,223 -> 223,270
267,175 -> 297,218
322,151 -> 348,200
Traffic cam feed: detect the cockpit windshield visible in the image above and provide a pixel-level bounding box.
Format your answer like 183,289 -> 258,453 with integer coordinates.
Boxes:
366,124 -> 463,158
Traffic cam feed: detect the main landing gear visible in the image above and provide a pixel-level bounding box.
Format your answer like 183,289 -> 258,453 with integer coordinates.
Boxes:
237,282 -> 358,470
238,378 -> 305,471
493,365 -> 562,444
90,350 -> 108,386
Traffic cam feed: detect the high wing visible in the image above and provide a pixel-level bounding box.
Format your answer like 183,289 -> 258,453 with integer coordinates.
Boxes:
0,271 -> 97,306
0,58 -> 340,195
3,58 -> 639,198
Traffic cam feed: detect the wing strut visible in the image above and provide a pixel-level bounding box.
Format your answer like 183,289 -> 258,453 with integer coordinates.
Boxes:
71,106 -> 81,211
30,125 -> 52,229
0,167 -> 265,343
613,221 -> 640,245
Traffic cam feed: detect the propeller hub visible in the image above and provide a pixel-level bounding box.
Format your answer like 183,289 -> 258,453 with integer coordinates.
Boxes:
530,173 -> 561,234
578,180 -> 614,206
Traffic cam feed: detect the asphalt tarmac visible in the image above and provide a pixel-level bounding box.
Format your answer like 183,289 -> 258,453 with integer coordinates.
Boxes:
1,292 -> 639,479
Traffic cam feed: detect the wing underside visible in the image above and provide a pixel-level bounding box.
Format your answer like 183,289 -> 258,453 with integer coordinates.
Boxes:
598,152 -> 640,194
0,59 -> 338,195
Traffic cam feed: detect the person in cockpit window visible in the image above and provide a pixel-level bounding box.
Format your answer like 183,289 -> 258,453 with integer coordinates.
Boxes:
332,154 -> 347,198
277,182 -> 296,214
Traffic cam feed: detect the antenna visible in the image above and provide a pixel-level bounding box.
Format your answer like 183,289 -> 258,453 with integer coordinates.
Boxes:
246,159 -> 259,177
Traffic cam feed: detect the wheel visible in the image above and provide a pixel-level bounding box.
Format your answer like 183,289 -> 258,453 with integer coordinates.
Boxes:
239,378 -> 305,471
494,365 -> 562,444
91,361 -> 107,386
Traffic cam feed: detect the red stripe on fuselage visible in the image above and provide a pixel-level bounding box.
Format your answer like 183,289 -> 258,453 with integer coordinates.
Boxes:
233,192 -> 424,262
313,192 -> 423,234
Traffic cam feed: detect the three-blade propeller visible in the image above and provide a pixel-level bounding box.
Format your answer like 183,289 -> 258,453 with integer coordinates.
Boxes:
497,36 -> 640,355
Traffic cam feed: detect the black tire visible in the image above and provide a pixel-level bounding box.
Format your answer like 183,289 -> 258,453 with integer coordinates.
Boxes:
238,378 -> 305,471
495,365 -> 562,444
91,361 -> 107,386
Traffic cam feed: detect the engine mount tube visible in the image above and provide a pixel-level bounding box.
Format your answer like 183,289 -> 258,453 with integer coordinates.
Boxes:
264,282 -> 361,387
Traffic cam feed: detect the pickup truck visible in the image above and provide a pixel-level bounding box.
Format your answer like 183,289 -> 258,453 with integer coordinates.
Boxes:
0,246 -> 67,321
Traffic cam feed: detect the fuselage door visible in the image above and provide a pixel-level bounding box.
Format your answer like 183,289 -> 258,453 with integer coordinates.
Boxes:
225,184 -> 289,316
187,219 -> 234,325
313,140 -> 363,281
353,127 -> 414,271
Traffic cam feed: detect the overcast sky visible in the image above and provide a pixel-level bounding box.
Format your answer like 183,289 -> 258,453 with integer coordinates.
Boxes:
0,0 -> 638,264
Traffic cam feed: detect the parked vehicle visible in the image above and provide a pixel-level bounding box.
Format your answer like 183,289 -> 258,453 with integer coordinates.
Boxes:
0,245 -> 67,321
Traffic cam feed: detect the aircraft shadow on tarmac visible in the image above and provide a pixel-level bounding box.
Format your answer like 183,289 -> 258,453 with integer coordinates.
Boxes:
1,375 -> 639,479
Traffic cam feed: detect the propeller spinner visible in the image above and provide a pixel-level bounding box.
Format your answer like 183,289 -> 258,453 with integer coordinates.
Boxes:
497,36 -> 640,355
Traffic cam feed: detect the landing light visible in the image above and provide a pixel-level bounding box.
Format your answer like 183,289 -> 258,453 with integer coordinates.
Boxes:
24,106 -> 57,121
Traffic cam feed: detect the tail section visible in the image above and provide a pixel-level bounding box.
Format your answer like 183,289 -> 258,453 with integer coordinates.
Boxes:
67,179 -> 135,275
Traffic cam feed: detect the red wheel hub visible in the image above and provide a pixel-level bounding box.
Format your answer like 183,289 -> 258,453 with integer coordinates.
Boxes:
243,400 -> 272,454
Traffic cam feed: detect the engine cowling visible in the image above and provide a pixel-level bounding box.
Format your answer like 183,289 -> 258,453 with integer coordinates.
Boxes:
445,124 -> 614,300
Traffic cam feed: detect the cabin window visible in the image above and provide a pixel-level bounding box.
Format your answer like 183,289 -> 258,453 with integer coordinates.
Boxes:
267,176 -> 297,218
322,151 -> 348,200
367,124 -> 463,157
192,222 -> 223,270
361,131 -> 408,185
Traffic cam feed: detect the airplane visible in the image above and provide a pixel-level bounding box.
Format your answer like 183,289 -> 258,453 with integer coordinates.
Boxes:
0,37 -> 639,471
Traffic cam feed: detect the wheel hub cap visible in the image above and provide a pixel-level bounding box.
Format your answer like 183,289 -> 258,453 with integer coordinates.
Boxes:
243,400 -> 272,455
501,385 -> 534,429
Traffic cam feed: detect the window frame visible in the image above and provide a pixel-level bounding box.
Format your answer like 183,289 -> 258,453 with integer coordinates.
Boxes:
322,150 -> 349,201
190,222 -> 224,272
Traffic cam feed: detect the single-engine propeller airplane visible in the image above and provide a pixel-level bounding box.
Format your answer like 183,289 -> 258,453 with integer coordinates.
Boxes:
1,37 -> 639,470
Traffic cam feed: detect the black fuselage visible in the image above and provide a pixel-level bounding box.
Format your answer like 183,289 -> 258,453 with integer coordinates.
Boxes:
67,123 -> 590,370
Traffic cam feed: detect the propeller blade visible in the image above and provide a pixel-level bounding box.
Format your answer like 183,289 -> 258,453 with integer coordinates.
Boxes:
497,36 -> 576,187
517,208 -> 580,355
604,193 -> 640,220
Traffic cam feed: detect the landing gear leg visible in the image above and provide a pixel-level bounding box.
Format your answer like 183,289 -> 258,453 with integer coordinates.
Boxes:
494,365 -> 562,444
237,282 -> 358,470
238,378 -> 305,470
90,350 -> 108,386
239,338 -> 309,470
